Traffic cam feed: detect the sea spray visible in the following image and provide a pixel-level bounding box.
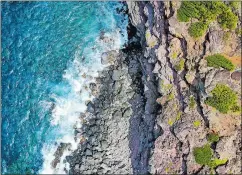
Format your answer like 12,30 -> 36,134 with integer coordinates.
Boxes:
40,30 -> 127,174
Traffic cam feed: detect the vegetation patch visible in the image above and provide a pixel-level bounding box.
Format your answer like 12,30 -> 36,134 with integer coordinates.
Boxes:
208,158 -> 228,169
177,2 -> 238,37
189,96 -> 196,109
205,84 -> 238,114
229,1 -> 240,10
206,54 -> 235,71
193,144 -> 227,170
207,133 -> 219,143
168,92 -> 175,101
188,22 -> 208,38
193,120 -> 201,128
168,111 -> 182,126
223,32 -> 231,42
171,52 -> 178,59
175,59 -> 185,71
218,10 -> 238,30
194,144 -> 213,165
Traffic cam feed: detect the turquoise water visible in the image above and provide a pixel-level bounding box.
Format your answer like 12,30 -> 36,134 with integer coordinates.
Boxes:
1,2 -> 127,174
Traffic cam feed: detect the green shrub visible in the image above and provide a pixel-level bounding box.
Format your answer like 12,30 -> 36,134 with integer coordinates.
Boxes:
207,133 -> 219,143
189,96 -> 196,109
177,1 -> 239,37
205,84 -> 238,113
223,32 -> 231,42
206,54 -> 235,71
188,22 -> 208,38
229,1 -> 240,10
177,8 -> 190,22
218,10 -> 238,30
231,104 -> 241,113
194,144 -> 228,170
193,144 -> 213,165
177,2 -> 200,22
175,59 -> 185,71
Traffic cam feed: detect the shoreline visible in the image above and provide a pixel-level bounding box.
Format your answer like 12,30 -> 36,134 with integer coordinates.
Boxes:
67,1 -> 241,174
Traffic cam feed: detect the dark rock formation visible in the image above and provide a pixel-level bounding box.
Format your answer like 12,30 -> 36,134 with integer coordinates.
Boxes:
67,1 -> 241,175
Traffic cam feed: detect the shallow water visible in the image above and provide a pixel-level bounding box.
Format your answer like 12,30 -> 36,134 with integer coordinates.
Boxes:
1,2 -> 128,174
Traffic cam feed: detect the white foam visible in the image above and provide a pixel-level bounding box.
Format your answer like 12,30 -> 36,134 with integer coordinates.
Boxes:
39,28 -> 126,174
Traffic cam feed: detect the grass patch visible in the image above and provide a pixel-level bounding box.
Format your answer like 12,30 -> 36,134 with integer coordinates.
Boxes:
205,84 -> 238,114
206,54 -> 235,71
207,133 -> 219,143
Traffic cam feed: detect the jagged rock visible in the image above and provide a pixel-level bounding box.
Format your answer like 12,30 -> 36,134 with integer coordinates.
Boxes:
112,70 -> 124,80
52,143 -> 71,168
207,30 -> 224,54
68,2 -> 241,175
216,129 -> 241,174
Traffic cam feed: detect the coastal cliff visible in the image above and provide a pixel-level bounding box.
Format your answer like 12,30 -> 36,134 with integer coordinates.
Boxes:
68,1 -> 241,174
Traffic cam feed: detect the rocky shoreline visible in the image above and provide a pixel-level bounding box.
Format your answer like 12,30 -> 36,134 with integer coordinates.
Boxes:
67,1 -> 241,174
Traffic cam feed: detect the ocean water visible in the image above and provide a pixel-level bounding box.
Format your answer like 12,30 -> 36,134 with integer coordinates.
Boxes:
1,2 -> 128,174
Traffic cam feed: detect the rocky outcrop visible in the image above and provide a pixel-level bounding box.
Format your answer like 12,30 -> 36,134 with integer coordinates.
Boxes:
68,51 -> 134,174
68,1 -> 241,174
127,1 -> 241,175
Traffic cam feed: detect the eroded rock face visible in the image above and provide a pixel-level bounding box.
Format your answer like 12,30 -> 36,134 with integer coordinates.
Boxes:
69,52 -> 134,174
68,1 -> 241,174
127,1 -> 241,175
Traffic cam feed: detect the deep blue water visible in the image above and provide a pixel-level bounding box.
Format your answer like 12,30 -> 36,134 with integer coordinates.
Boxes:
1,2 -> 127,174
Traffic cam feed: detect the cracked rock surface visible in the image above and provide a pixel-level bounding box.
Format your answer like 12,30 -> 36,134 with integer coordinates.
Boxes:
68,1 -> 241,174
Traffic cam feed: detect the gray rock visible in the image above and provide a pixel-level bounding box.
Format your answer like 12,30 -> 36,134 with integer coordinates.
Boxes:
101,141 -> 109,150
112,70 -> 123,81
85,149 -> 92,156
231,70 -> 241,81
